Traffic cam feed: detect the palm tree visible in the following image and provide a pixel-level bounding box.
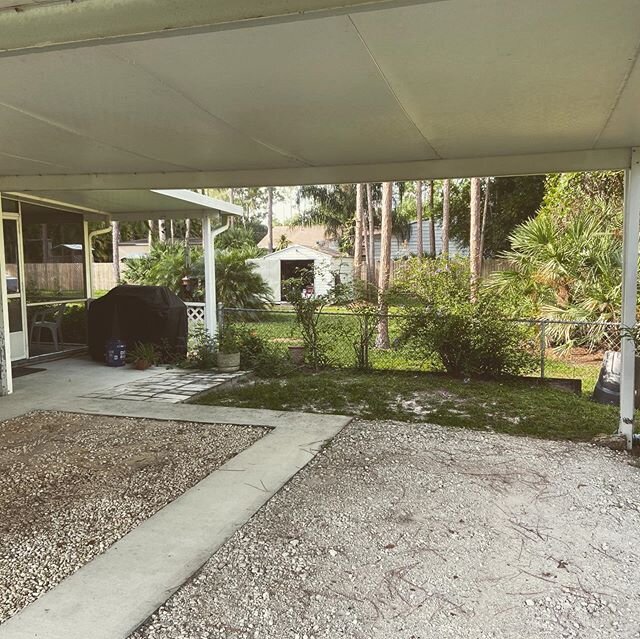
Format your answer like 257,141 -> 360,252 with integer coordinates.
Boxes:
111,221 -> 120,283
354,183 -> 365,280
267,186 -> 274,252
489,197 -> 623,349
469,178 -> 482,298
376,182 -> 393,349
441,179 -> 451,258
415,180 -> 423,257
428,180 -> 436,258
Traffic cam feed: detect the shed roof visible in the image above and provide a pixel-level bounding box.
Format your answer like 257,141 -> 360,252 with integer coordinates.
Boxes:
0,0 -> 638,192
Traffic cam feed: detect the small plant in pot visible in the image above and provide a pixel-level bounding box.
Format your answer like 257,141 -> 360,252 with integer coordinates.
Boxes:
217,322 -> 241,372
128,342 -> 158,371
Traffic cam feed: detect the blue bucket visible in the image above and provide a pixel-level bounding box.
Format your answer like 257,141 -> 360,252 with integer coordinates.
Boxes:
105,338 -> 127,367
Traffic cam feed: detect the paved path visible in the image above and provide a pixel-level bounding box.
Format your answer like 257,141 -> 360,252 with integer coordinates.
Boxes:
83,369 -> 248,403
0,359 -> 351,639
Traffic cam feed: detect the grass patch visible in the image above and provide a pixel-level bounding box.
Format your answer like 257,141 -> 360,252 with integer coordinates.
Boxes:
196,370 -> 617,441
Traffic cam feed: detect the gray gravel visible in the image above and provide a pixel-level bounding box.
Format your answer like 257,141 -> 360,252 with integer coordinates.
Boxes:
133,419 -> 640,639
0,411 -> 266,622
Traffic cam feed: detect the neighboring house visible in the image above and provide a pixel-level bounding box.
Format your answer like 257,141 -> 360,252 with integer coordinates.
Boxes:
248,244 -> 353,303
258,225 -> 339,253
372,220 -> 468,260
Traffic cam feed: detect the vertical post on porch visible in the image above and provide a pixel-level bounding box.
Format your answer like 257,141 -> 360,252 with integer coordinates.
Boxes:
202,214 -> 217,339
620,147 -> 640,449
0,204 -> 13,395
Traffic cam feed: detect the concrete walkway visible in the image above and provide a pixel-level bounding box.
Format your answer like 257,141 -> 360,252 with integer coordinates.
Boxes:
0,358 -> 351,639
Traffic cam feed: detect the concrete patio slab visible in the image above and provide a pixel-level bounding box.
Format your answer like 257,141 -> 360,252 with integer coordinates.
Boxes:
0,358 -> 352,639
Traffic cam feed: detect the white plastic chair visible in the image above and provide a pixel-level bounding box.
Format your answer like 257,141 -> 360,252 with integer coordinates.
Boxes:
30,303 -> 66,351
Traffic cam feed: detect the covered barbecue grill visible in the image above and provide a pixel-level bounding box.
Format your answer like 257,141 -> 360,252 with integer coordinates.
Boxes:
88,285 -> 188,362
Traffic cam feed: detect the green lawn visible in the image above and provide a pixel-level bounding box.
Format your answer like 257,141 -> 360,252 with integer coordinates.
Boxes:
196,369 -> 617,442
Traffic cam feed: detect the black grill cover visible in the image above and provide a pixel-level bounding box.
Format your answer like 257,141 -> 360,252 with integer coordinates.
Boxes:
88,285 -> 188,361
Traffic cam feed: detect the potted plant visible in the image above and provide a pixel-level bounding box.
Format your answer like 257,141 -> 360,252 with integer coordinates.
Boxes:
288,341 -> 305,365
128,342 -> 158,371
217,322 -> 241,372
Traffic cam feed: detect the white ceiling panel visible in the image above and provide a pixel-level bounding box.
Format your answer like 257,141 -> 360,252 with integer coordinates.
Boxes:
113,15 -> 438,166
352,0 -> 640,158
0,0 -> 637,187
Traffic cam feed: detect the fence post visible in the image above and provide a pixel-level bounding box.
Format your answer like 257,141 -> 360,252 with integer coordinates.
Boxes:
363,313 -> 369,370
539,320 -> 546,379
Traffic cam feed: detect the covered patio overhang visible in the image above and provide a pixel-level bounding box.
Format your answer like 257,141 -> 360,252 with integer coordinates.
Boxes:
0,0 -> 639,444
0,188 -> 241,395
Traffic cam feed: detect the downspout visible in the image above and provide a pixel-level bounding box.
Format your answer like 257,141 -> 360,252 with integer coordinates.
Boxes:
86,225 -> 112,299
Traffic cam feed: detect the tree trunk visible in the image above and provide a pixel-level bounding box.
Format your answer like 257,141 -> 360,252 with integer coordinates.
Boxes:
441,179 -> 451,258
147,220 -> 154,248
415,180 -> 423,258
376,182 -> 393,349
469,178 -> 483,300
354,183 -> 364,280
366,183 -> 376,285
428,180 -> 436,258
184,218 -> 191,242
479,177 -> 491,260
170,219 -> 175,243
267,187 -> 274,253
111,221 -> 120,283
158,219 -> 166,242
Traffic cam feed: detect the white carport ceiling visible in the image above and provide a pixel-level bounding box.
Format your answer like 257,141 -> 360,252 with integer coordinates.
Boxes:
10,189 -> 242,221
0,0 -> 639,189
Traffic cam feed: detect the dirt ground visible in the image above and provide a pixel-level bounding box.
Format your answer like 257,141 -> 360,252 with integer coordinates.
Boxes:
0,411 -> 266,623
133,419 -> 640,639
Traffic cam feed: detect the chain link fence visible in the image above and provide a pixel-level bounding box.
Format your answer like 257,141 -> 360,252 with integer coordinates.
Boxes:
221,307 -> 618,391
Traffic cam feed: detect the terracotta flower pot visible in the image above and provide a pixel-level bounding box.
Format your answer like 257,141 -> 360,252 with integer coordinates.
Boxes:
134,359 -> 151,371
217,351 -> 241,372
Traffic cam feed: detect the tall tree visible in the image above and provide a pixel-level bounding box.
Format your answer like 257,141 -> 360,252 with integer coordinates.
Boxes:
376,182 -> 393,349
366,183 -> 376,284
147,220 -> 154,248
428,180 -> 436,258
415,180 -> 423,257
479,177 -> 491,259
441,178 -> 451,258
158,219 -> 166,242
267,186 -> 274,253
469,178 -> 483,299
354,183 -> 365,280
111,221 -> 120,283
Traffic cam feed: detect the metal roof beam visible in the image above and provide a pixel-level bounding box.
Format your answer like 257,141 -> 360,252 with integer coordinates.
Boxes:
0,148 -> 631,191
0,0 -> 442,56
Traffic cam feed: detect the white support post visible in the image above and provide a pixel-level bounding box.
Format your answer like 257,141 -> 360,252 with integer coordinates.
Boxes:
0,202 -> 13,395
619,147 -> 640,449
202,214 -> 217,338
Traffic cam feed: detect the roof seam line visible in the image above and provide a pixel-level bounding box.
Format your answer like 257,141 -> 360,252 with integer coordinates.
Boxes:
105,50 -> 315,169
0,102 -> 199,171
593,34 -> 640,148
347,14 -> 442,160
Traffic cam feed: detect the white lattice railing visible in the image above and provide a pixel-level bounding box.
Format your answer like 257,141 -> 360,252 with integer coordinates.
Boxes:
185,302 -> 206,326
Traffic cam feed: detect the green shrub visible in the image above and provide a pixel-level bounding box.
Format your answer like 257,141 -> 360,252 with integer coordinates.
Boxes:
234,324 -> 292,377
184,323 -> 217,369
391,257 -> 534,377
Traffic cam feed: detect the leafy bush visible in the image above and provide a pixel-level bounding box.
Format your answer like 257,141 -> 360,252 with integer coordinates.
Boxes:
122,242 -> 272,309
234,324 -> 293,377
391,257 -> 534,377
184,323 -> 217,369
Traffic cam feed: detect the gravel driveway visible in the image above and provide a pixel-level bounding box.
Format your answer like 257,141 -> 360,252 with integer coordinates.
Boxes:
133,419 -> 640,639
0,411 -> 266,622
